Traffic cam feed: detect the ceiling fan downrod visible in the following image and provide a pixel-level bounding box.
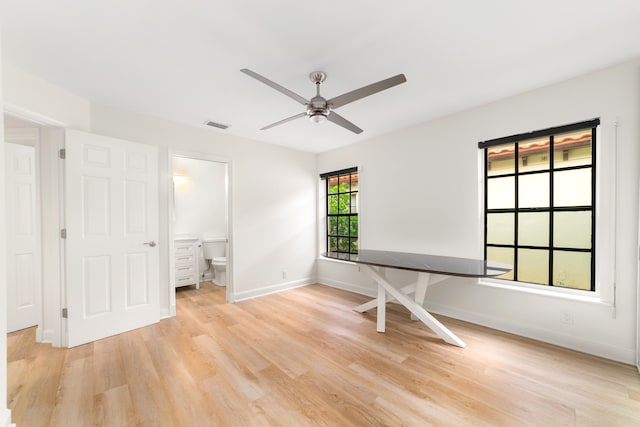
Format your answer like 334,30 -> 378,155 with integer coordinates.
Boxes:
307,71 -> 329,123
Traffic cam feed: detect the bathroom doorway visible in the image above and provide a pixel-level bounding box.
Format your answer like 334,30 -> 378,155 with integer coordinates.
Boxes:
169,151 -> 231,310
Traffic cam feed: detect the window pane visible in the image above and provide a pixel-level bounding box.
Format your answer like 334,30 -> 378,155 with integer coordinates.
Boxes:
338,237 -> 349,252
487,176 -> 515,209
339,175 -> 350,192
350,173 -> 359,191
337,217 -> 349,236
517,249 -> 549,285
553,251 -> 591,290
350,238 -> 358,254
329,237 -> 337,252
554,211 -> 591,249
339,194 -> 350,213
487,143 -> 515,176
328,217 -> 337,235
486,247 -> 514,280
328,195 -> 338,214
519,173 -> 549,208
554,129 -> 592,168
554,169 -> 591,207
519,137 -> 550,172
350,193 -> 358,213
350,215 -> 358,237
518,212 -> 549,247
328,177 -> 339,194
486,213 -> 514,245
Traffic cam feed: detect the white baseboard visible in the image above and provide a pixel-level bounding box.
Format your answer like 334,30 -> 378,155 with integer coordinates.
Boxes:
1,408 -> 14,427
424,300 -> 636,364
232,277 -> 314,302
317,276 -> 377,298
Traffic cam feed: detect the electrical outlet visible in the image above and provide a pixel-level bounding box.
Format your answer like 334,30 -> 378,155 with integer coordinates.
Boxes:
560,311 -> 573,325
282,270 -> 287,279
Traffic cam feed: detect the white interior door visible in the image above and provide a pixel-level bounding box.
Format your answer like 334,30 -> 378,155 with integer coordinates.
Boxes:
65,129 -> 159,347
5,142 -> 39,332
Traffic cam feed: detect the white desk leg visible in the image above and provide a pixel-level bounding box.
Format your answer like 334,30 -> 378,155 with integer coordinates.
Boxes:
361,264 -> 466,348
411,272 -> 430,321
353,282 -> 416,313
376,283 -> 386,332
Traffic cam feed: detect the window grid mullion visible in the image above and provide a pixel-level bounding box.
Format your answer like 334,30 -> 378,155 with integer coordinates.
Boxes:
348,173 -> 352,251
549,135 -> 555,287
514,142 -> 519,282
590,127 -> 597,291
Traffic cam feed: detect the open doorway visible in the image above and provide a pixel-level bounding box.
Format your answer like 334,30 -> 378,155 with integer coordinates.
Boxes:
169,152 -> 231,311
3,112 -> 64,347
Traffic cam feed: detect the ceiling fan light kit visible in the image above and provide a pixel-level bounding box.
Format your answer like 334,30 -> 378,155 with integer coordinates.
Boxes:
241,68 -> 406,134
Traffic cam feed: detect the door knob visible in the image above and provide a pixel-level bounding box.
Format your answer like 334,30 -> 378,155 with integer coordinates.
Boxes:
144,241 -> 157,247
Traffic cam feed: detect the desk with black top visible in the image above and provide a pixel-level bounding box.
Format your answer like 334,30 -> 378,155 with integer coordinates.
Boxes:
322,249 -> 512,348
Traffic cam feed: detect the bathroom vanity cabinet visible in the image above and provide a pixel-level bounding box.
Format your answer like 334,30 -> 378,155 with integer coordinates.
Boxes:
174,238 -> 200,289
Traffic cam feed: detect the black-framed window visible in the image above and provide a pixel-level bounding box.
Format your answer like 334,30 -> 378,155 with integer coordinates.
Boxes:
320,167 -> 358,254
478,118 -> 599,291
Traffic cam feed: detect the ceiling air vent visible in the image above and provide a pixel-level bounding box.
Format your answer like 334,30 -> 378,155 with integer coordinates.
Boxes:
204,120 -> 229,130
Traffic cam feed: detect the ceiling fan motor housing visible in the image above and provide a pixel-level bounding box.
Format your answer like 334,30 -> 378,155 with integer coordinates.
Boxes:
307,95 -> 329,122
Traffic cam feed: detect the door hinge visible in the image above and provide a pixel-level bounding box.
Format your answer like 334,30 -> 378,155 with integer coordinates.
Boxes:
58,148 -> 66,159
60,228 -> 67,239
62,308 -> 68,318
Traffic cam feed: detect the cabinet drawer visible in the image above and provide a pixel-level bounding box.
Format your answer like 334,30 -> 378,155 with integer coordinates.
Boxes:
175,254 -> 194,265
175,244 -> 194,256
175,264 -> 195,276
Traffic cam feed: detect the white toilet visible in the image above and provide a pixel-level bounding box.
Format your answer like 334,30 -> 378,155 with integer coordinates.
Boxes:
202,237 -> 227,287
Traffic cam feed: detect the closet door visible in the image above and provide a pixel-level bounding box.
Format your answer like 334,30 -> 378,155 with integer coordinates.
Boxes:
5,142 -> 39,332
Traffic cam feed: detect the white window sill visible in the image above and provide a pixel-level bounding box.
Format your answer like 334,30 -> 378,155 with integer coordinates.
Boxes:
477,278 -> 611,306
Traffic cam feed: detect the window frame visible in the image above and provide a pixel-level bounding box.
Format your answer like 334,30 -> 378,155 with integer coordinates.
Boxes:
320,167 -> 359,255
478,118 -> 600,292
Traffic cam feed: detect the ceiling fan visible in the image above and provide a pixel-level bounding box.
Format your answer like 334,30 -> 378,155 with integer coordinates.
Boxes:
241,69 -> 407,134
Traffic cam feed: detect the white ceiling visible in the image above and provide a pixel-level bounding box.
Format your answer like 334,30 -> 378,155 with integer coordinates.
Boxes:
2,1 -> 640,153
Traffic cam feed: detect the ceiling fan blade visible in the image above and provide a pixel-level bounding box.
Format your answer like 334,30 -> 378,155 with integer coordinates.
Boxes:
327,112 -> 363,134
241,69 -> 309,105
328,74 -> 407,109
260,112 -> 307,130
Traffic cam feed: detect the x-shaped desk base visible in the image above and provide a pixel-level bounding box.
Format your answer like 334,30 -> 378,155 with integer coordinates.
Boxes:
353,264 -> 466,348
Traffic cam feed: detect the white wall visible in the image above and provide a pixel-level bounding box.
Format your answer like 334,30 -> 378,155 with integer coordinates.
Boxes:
172,157 -> 227,240
318,59 -> 640,363
90,104 -> 318,304
2,63 -> 90,130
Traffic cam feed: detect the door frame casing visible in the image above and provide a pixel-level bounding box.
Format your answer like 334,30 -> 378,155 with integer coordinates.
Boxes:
168,149 -> 233,314
4,106 -> 67,347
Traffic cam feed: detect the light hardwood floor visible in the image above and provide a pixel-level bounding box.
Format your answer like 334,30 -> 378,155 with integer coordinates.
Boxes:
8,282 -> 640,426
